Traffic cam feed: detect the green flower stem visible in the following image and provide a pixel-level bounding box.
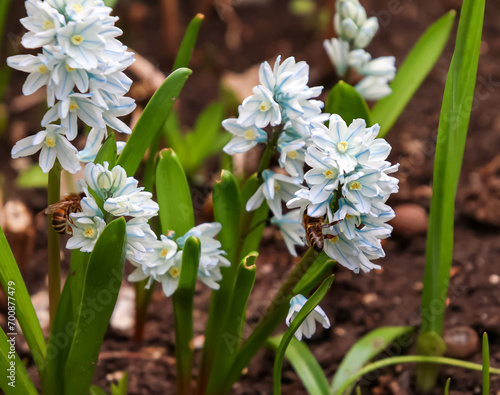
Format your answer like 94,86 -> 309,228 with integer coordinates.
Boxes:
335,355 -> 500,395
133,281 -> 155,343
220,248 -> 319,394
47,163 -> 61,329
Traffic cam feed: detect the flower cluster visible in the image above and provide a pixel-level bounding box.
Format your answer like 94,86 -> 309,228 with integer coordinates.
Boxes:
68,162 -> 229,297
288,114 -> 398,273
323,0 -> 396,100
9,0 -> 135,173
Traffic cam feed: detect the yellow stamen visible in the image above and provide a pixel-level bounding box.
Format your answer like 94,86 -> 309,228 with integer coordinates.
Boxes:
324,169 -> 335,179
327,235 -> 339,243
337,141 -> 349,153
65,64 -> 76,72
45,136 -> 56,148
274,183 -> 281,192
71,35 -> 84,45
160,248 -> 170,258
287,150 -> 298,159
259,101 -> 271,112
38,64 -> 49,74
169,267 -> 180,278
83,226 -> 96,238
349,181 -> 362,190
69,100 -> 79,112
72,3 -> 83,12
43,19 -> 55,30
244,129 -> 256,141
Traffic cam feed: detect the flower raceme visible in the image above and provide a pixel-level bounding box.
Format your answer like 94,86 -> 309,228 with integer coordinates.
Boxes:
8,0 -> 135,173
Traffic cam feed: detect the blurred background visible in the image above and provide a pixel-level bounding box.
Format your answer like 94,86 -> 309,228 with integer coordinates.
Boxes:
1,0 -> 499,393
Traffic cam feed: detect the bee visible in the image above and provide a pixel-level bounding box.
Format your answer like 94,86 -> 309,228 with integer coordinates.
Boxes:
303,213 -> 340,252
44,193 -> 85,235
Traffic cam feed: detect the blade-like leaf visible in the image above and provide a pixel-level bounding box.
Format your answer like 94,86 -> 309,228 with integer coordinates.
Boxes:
0,227 -> 46,374
173,236 -> 201,395
90,386 -> 108,395
483,333 -> 490,395
273,275 -> 334,395
0,328 -> 37,395
331,326 -> 414,393
111,372 -> 128,395
156,149 -> 194,236
372,11 -> 455,136
444,378 -> 451,395
94,133 -> 117,167
172,13 -> 205,71
63,218 -> 127,395
16,163 -> 48,189
116,68 -> 191,176
420,0 -> 484,337
268,335 -> 330,395
0,0 -> 11,48
324,81 -> 371,125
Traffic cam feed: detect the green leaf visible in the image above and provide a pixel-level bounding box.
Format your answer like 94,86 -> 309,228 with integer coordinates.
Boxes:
43,250 -> 90,395
0,226 -> 46,374
94,133 -> 117,167
103,0 -> 118,8
294,252 -> 335,295
172,13 -> 205,71
268,335 -> 330,395
156,149 -> 194,236
273,275 -> 334,395
372,11 -> 455,137
420,0 -> 484,337
0,0 -> 11,49
483,333 -> 490,395
0,327 -> 38,395
206,253 -> 257,394
173,236 -> 201,394
16,163 -> 48,189
116,68 -> 192,176
63,218 -> 127,395
331,326 -> 414,393
89,386 -> 108,395
111,372 -> 128,395
324,81 -> 371,125
444,378 -> 451,395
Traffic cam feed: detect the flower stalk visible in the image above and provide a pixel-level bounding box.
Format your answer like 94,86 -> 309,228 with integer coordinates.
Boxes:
47,162 -> 61,329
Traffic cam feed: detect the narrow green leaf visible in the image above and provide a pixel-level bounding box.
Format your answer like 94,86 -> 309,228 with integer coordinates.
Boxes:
372,11 -> 456,136
64,218 -> 127,395
0,0 -> 11,48
173,236 -> 201,395
0,327 -> 37,395
116,68 -> 192,176
172,13 -> 205,71
156,149 -> 194,236
43,250 -> 90,395
111,372 -> 128,395
273,275 -> 334,395
199,170 -> 242,390
324,81 -> 371,125
0,226 -> 46,374
420,0 -> 484,336
94,133 -> 117,167
206,253 -> 257,394
268,335 -> 330,395
103,0 -> 118,8
89,386 -> 108,395
444,378 -> 451,395
294,252 -> 335,295
331,326 -> 414,393
483,333 -> 490,395
16,163 -> 48,189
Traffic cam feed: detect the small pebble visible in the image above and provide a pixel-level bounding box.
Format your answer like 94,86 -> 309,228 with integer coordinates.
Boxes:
413,281 -> 423,292
391,204 -> 428,239
191,335 -> 205,350
443,326 -> 479,359
333,327 -> 346,336
362,293 -> 378,305
489,274 -> 500,284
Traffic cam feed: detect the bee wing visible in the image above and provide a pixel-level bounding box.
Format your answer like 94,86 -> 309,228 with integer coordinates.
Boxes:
43,201 -> 72,215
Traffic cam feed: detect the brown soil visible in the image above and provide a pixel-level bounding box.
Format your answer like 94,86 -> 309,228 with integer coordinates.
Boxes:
2,0 -> 500,394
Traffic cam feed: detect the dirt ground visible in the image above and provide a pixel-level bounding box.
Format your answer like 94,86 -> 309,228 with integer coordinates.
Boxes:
1,0 -> 500,394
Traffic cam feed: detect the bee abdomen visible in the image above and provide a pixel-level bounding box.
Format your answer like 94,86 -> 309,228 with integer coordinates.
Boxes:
52,211 -> 68,234
306,226 -> 324,252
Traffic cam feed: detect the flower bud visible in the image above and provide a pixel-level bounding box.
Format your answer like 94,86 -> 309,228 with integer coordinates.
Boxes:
111,165 -> 127,194
97,169 -> 113,191
340,18 -> 359,40
354,17 -> 379,48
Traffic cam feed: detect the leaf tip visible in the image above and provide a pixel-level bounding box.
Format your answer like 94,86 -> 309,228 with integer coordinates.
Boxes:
196,13 -> 205,20
243,252 -> 259,270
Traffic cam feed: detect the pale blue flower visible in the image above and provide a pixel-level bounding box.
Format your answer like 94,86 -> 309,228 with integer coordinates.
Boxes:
20,0 -> 65,48
246,170 -> 303,219
104,187 -> 159,218
271,210 -> 306,257
11,124 -> 80,173
66,195 -> 105,252
342,169 -> 381,213
286,294 -> 330,341
238,85 -> 281,128
7,53 -> 53,97
222,118 -> 267,155
278,134 -> 306,179
125,217 -> 158,261
323,38 -> 350,77
355,76 -> 392,101
83,161 -> 128,200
